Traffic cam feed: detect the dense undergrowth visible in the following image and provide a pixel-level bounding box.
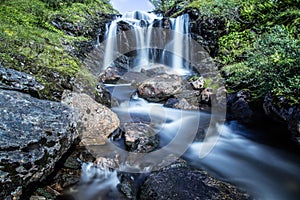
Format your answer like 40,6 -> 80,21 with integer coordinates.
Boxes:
179,0 -> 300,106
0,0 -> 116,100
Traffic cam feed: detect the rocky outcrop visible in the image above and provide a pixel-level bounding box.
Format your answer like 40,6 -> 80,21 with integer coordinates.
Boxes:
140,159 -> 250,200
61,91 -> 120,146
138,74 -> 184,102
227,90 -> 254,123
164,97 -> 199,110
0,89 -> 78,199
263,93 -> 300,143
187,9 -> 227,57
122,123 -> 159,153
0,65 -> 44,96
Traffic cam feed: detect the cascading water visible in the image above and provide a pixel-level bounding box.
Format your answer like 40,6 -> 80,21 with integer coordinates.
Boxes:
171,14 -> 190,73
73,10 -> 300,200
102,11 -> 191,74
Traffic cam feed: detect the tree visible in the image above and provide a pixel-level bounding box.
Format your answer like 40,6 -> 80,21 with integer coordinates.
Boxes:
149,0 -> 175,12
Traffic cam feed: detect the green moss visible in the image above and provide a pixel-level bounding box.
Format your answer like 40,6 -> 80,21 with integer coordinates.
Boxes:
0,0 -> 116,100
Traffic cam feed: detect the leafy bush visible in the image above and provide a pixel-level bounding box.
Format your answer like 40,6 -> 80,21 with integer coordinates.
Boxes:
223,25 -> 300,105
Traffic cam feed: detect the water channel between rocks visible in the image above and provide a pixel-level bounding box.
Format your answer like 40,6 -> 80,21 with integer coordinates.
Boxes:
68,11 -> 300,200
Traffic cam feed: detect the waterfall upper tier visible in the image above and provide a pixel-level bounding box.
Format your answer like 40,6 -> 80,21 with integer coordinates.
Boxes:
102,11 -> 191,75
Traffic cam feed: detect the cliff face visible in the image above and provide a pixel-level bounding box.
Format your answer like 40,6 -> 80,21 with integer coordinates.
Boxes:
0,0 -> 118,101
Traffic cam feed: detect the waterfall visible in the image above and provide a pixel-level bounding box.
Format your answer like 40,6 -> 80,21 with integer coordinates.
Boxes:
103,20 -> 119,69
102,11 -> 190,74
171,14 -> 190,74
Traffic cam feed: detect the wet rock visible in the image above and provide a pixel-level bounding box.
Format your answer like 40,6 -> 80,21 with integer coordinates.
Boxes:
118,173 -> 137,199
95,83 -> 112,107
98,67 -> 122,83
122,123 -> 159,153
200,88 -> 213,104
119,71 -> 150,86
138,74 -> 184,102
140,159 -> 250,200
0,65 -> 44,96
0,89 -> 78,199
164,98 -> 199,110
263,93 -> 300,143
62,91 -> 120,146
174,90 -> 200,106
141,64 -> 180,77
189,14 -> 227,57
94,155 -> 120,170
190,76 -> 204,90
227,90 -> 253,123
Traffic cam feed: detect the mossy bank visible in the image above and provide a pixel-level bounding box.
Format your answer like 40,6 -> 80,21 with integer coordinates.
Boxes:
0,0 -> 117,101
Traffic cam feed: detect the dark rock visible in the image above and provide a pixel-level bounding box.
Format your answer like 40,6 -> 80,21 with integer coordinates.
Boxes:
164,98 -> 199,110
98,67 -> 122,83
174,90 -> 200,106
122,123 -> 159,153
141,65 -> 173,77
189,13 -> 227,57
119,71 -> 150,86
0,65 -> 44,96
138,74 -> 184,102
200,88 -> 213,104
117,21 -> 134,32
263,93 -> 300,143
190,76 -> 204,90
118,173 -> 137,200
95,83 -> 112,107
227,90 -> 254,123
140,159 -> 250,200
0,89 -> 78,199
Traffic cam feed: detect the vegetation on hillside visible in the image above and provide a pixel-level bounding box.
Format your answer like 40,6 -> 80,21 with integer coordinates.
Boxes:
0,0 -> 116,100
177,0 -> 300,106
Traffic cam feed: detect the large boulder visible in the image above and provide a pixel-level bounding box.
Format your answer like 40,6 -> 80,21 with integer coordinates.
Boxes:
0,65 -> 44,96
122,123 -> 159,153
0,89 -> 78,199
138,74 -> 184,102
140,159 -> 250,200
61,91 -> 120,146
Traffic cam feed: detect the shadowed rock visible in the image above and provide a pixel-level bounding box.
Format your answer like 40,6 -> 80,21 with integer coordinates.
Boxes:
140,159 -> 251,200
0,65 -> 44,96
0,89 -> 78,199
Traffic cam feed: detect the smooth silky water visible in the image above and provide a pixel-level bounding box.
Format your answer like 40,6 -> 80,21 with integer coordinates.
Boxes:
72,11 -> 300,200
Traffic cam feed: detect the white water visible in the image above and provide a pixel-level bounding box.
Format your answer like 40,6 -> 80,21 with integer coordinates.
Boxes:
76,10 -> 300,200
171,14 -> 190,74
102,11 -> 191,74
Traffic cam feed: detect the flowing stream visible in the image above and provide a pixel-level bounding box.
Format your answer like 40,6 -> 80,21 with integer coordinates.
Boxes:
74,11 -> 300,200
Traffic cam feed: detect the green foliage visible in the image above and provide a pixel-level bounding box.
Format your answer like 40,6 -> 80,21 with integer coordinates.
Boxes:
223,26 -> 300,105
218,29 -> 256,65
149,0 -> 177,12
0,0 -> 115,100
180,0 -> 300,107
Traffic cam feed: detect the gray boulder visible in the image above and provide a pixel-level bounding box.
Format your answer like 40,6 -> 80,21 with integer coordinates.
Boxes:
0,65 -> 44,96
0,89 -> 78,199
140,159 -> 250,200
62,91 -> 120,146
138,74 -> 184,102
122,123 -> 159,153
